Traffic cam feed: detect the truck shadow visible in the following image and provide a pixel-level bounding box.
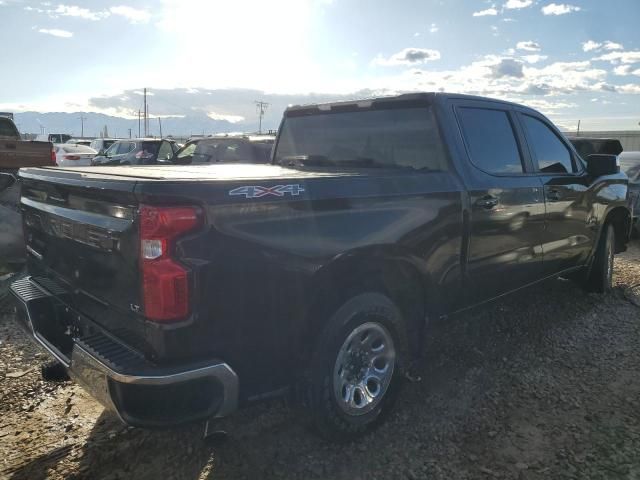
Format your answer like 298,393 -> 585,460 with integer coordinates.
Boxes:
8,275 -> 629,480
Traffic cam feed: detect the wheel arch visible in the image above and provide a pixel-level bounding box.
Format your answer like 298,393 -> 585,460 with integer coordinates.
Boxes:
603,205 -> 631,253
301,246 -> 432,364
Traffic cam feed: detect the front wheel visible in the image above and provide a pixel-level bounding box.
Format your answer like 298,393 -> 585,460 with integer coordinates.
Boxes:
584,224 -> 615,293
307,292 -> 408,441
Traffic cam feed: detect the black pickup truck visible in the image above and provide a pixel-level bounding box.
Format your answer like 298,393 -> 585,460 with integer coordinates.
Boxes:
9,93 -> 630,440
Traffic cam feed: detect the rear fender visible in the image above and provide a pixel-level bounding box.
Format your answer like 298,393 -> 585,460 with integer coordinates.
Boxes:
301,245 -> 434,362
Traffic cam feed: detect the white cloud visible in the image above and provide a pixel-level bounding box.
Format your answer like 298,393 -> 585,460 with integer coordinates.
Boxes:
613,65 -> 632,76
582,41 -> 601,52
541,3 -> 581,15
207,112 -> 245,123
633,69 -> 640,77
373,48 -> 441,66
504,0 -> 532,9
38,28 -> 73,37
522,54 -> 548,64
618,84 -> 640,94
473,7 -> 498,16
517,41 -> 541,52
603,41 -> 624,51
109,5 -> 151,23
430,23 -> 439,33
595,50 -> 640,64
583,40 -> 624,53
53,4 -> 109,21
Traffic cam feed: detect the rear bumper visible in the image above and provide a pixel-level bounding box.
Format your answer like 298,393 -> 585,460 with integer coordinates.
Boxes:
9,276 -> 239,428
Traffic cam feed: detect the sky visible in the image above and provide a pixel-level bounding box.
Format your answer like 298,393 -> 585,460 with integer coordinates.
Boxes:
0,0 -> 639,132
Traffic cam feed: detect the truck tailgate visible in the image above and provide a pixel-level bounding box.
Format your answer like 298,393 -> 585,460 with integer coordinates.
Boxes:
0,140 -> 52,169
18,168 -> 142,340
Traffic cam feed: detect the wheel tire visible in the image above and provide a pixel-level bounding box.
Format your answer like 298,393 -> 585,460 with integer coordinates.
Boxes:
307,292 -> 409,442
584,224 -> 615,293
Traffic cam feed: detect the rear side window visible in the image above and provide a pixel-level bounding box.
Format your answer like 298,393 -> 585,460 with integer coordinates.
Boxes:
193,141 -> 218,163
521,115 -> 575,174
275,106 -> 448,171
0,119 -> 19,137
251,143 -> 273,163
457,107 -> 523,175
157,141 -> 173,160
217,141 -> 252,162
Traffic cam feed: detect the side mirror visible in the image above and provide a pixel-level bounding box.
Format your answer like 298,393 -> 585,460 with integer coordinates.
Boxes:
587,154 -> 619,177
0,173 -> 16,193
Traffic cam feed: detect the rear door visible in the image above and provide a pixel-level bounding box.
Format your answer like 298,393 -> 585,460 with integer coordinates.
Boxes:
517,112 -> 595,275
453,100 -> 546,304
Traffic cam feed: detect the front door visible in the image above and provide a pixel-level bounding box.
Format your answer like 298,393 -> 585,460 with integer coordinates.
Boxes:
454,103 -> 546,305
517,113 -> 595,275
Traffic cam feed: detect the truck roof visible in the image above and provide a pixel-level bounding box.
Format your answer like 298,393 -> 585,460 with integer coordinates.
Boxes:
284,92 -> 532,115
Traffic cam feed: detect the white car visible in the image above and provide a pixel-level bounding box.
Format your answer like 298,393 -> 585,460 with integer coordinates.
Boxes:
54,144 -> 97,167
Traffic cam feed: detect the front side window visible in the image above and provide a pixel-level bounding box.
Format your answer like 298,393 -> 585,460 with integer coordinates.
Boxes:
104,142 -> 120,156
275,106 -> 448,172
522,115 -> 575,174
118,142 -> 136,155
457,107 -> 524,175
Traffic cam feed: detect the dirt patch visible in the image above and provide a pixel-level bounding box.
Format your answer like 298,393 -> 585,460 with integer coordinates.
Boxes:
1,245 -> 640,479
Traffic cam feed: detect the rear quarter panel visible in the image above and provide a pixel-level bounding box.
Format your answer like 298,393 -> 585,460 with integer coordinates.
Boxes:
139,171 -> 465,397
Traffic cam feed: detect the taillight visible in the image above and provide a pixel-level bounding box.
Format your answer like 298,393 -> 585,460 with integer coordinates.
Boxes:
51,148 -> 57,165
139,205 -> 203,322
64,155 -> 81,160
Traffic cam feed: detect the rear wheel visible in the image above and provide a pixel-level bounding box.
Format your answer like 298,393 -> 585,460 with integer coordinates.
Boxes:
307,292 -> 408,441
584,224 -> 615,293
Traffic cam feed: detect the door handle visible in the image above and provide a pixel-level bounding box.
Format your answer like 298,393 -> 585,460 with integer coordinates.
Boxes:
474,195 -> 498,209
547,189 -> 562,201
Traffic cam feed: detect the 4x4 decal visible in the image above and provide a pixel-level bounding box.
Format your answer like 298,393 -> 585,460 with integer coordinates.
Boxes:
229,184 -> 305,198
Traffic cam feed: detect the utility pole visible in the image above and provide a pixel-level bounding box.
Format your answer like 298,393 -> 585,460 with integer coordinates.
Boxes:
79,114 -> 86,138
158,117 -> 163,138
143,88 -> 148,137
254,100 -> 269,134
128,128 -> 132,139
576,119 -> 581,136
138,110 -> 141,138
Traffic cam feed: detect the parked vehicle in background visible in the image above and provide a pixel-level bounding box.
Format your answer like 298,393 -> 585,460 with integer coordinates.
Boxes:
91,138 -> 178,166
619,151 -> 640,234
89,138 -> 120,156
568,136 -> 624,159
65,138 -> 93,147
54,144 -> 97,167
0,116 -> 55,173
9,93 -> 631,441
172,134 -> 275,165
36,133 -> 72,144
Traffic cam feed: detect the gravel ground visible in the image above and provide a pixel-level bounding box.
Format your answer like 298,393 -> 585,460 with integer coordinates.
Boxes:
1,245 -> 639,480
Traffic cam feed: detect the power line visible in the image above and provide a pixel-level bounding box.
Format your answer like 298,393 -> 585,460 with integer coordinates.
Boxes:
79,114 -> 86,138
254,100 -> 269,134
